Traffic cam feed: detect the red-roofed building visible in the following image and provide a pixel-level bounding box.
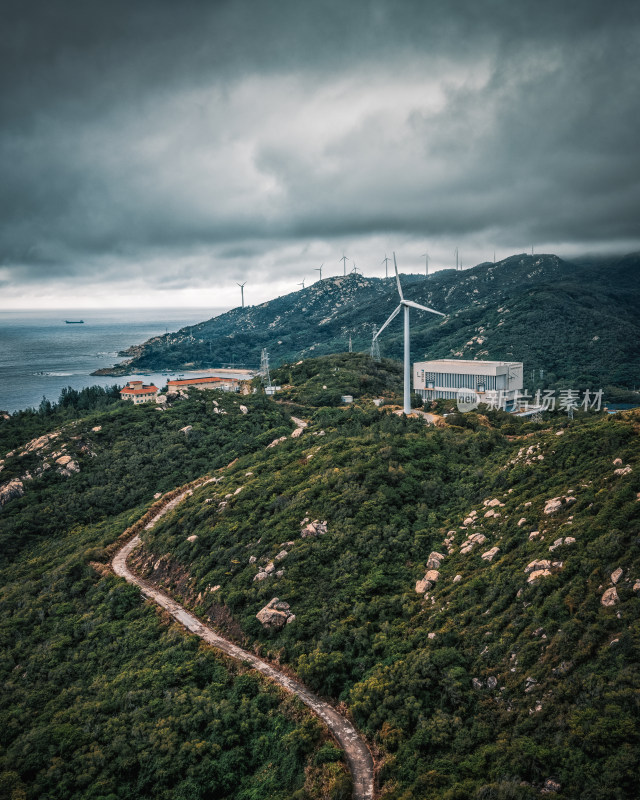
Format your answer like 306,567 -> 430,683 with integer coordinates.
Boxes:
120,380 -> 160,404
167,376 -> 239,394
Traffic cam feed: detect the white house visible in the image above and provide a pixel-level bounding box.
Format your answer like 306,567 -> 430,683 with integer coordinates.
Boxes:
413,359 -> 523,404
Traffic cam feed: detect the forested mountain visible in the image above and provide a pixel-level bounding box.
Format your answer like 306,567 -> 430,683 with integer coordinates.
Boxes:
95,252 -> 640,389
2,359 -> 639,799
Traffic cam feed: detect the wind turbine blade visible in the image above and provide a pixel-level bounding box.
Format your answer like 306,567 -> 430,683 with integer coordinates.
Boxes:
393,252 -> 404,300
402,299 -> 445,317
374,304 -> 402,339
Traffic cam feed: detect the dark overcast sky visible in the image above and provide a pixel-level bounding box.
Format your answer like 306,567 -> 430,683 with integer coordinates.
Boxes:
2,0 -> 639,308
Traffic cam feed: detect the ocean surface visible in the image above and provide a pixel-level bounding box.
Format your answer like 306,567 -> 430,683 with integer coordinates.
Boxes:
0,308 -> 229,413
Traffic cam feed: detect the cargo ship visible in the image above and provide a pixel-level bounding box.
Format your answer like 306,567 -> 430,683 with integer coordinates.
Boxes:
65,320 -> 84,324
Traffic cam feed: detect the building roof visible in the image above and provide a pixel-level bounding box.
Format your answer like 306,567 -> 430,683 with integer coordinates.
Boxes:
415,358 -> 521,368
121,384 -> 159,395
167,376 -> 237,386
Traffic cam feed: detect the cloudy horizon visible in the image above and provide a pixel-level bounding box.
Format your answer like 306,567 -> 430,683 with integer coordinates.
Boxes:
2,0 -> 640,310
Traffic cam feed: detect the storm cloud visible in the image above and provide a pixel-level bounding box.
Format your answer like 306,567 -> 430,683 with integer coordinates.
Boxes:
2,0 -> 640,307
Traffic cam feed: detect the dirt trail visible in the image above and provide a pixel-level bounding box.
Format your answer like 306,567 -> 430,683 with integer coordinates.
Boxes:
112,484 -> 375,800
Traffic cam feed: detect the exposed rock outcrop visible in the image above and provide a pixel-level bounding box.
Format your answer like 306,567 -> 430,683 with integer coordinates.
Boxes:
0,478 -> 25,507
256,597 -> 295,629
601,587 -> 619,607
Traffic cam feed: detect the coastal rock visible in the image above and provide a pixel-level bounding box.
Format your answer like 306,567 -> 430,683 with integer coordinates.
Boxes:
256,597 -> 294,629
0,478 -> 25,507
601,587 -> 619,607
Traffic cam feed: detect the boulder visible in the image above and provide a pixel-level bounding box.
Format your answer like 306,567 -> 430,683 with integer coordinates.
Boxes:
611,567 -> 623,584
527,569 -> 552,583
249,555 -> 256,564
469,533 -> 487,544
426,551 -> 445,569
275,550 -> 288,561
484,508 -> 496,518
253,571 -> 269,582
601,587 -> 619,607
300,519 -> 328,538
424,569 -> 440,583
91,425 -> 102,432
614,466 -> 632,476
543,497 -> 562,515
427,632 -> 436,640
264,562 -> 275,574
179,425 -> 193,435
463,516 -> 474,526
485,498 -> 502,507
0,478 -> 25,507
186,535 -> 198,543
234,486 -> 243,495
633,579 -> 640,592
452,574 -> 462,583
613,458 -> 623,466
290,426 -> 304,438
525,559 -> 552,573
256,598 -> 294,629
472,678 -> 483,690
239,405 -> 248,414
481,547 -> 500,562
517,517 -> 527,526
486,676 -> 498,689
541,778 -> 561,794
415,578 -> 430,594
267,436 -> 287,448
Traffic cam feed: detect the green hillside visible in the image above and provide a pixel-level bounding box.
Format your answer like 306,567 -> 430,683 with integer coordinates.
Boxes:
125,380 -> 640,799
95,253 -> 640,390
2,359 -> 639,799
0,392 -> 348,800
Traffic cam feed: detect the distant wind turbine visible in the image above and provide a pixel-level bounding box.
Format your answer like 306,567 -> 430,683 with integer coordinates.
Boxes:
382,254 -> 391,278
422,252 -> 429,276
237,282 -> 246,308
315,264 -> 324,281
455,248 -> 459,271
351,263 -> 361,275
298,279 -> 306,290
373,253 -> 445,414
339,254 -> 348,276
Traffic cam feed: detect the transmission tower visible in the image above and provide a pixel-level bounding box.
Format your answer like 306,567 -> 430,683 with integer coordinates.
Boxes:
259,348 -> 271,387
370,327 -> 381,362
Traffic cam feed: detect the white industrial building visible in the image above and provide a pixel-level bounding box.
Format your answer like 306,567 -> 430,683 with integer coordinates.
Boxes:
413,359 -> 523,404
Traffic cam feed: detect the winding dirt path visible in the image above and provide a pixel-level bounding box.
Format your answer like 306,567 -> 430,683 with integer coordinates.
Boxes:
112,484 -> 375,800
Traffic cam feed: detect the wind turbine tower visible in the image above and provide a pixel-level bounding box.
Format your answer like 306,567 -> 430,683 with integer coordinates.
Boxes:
237,282 -> 247,308
340,255 -> 348,276
382,254 -> 391,278
370,327 -> 381,362
315,263 -> 323,281
373,253 -> 445,414
298,278 -> 306,290
422,253 -> 429,276
455,248 -> 459,271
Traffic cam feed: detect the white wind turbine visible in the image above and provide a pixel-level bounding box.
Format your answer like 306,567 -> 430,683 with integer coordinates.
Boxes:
237,282 -> 246,308
374,253 -> 445,414
315,263 -> 324,281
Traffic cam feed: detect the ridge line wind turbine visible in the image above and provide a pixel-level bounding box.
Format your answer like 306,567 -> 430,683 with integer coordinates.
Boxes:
339,254 -> 348,276
315,263 -> 323,281
382,254 -> 391,278
422,252 -> 429,276
374,253 -> 445,415
237,281 -> 246,308
298,278 -> 306,289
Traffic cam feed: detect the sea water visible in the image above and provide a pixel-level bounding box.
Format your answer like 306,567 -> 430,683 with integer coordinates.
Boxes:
0,308 -> 228,413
